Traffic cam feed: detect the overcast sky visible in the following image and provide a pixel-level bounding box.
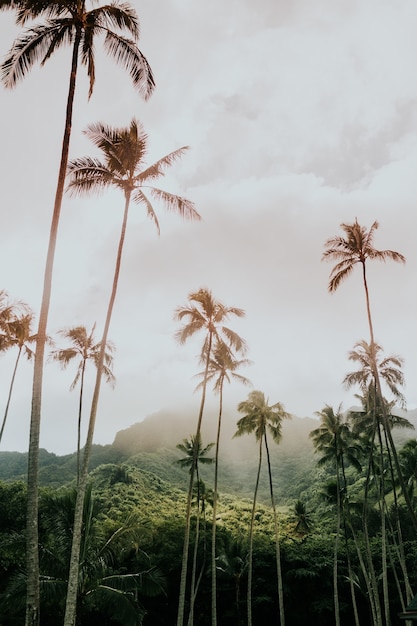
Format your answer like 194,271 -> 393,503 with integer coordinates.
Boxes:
1,0 -> 417,455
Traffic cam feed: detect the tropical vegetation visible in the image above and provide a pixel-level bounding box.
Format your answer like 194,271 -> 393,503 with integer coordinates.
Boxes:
1,0 -> 417,623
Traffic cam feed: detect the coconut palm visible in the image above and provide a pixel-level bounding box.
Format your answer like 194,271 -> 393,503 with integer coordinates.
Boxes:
310,405 -> 363,626
292,500 -> 313,535
322,219 -> 417,532
322,219 -> 405,346
63,118 -> 198,626
195,341 -> 251,626
176,435 -> 214,626
346,343 -> 414,626
50,324 -> 115,483
0,312 -> 36,446
2,4 -> 154,623
234,390 -> 291,626
174,289 -> 246,626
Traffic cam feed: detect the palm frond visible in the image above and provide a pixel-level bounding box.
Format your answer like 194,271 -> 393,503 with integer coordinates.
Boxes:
2,21 -> 71,87
103,31 -> 155,99
134,189 -> 160,234
136,147 -> 190,182
148,187 -> 200,221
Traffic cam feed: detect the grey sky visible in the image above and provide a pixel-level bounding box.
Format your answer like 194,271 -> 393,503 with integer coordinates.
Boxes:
1,0 -> 416,454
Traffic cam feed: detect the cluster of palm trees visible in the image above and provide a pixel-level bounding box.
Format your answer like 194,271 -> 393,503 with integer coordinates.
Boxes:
173,288 -> 295,626
1,4 -> 416,626
1,2 -> 200,625
310,218 -> 416,626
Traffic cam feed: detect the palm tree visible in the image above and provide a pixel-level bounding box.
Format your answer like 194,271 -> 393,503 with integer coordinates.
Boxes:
216,534 -> 248,626
50,324 -> 115,483
2,5 -> 154,624
177,436 -> 214,625
322,219 -> 417,533
399,439 -> 417,506
310,405 -> 363,626
176,435 -> 214,626
174,289 -> 246,626
292,500 -> 313,535
322,219 -> 405,347
234,390 -> 291,626
0,313 -> 36,445
195,341 -> 251,626
63,118 -> 198,626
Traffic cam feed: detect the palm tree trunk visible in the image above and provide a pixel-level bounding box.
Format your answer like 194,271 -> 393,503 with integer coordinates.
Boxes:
187,467 -> 202,626
76,362 -> 86,485
63,190 -> 131,626
361,262 -> 417,532
363,440 -> 383,626
211,379 -> 224,626
26,29 -> 81,626
264,433 -> 285,626
340,457 -> 361,626
177,332 -> 213,626
0,346 -> 21,444
187,500 -> 200,626
247,438 -> 262,626
333,459 -> 341,626
375,422 -> 390,626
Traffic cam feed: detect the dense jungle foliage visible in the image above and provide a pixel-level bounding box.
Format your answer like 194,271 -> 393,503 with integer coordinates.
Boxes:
1,410 -> 417,625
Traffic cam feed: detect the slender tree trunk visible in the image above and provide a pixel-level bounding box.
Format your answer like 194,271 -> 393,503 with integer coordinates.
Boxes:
247,438 -> 262,626
340,458 -> 361,626
187,468 -> 203,626
383,438 -> 414,602
211,379 -> 224,626
187,497 -> 200,626
361,262 -> 417,532
376,423 -> 390,626
76,363 -> 86,485
63,190 -> 131,626
26,31 -> 81,626
264,433 -> 285,626
0,346 -> 21,444
177,332 -> 213,626
333,458 -> 341,626
362,409 -> 383,626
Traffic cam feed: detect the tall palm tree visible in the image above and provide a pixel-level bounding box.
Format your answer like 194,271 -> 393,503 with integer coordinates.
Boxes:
1,5 -> 154,624
63,118 -> 198,626
310,404 -> 363,626
234,390 -> 291,626
195,341 -> 251,626
176,435 -> 214,626
322,219 -> 417,532
0,313 -> 36,445
174,288 -> 246,626
50,324 -> 115,483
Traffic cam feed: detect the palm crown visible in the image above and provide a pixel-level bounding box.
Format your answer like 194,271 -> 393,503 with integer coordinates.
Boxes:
343,339 -> 405,406
235,390 -> 290,444
175,288 -> 246,363
67,118 -> 199,230
1,0 -> 155,99
322,219 -> 405,293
